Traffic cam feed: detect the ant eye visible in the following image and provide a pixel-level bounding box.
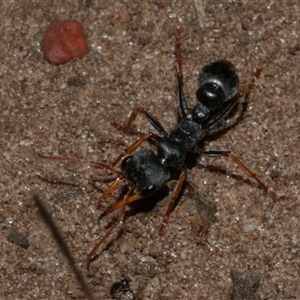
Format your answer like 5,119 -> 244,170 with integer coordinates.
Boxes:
120,156 -> 132,170
197,60 -> 239,107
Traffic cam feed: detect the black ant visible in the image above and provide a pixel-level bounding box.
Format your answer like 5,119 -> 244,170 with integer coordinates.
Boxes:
40,28 -> 280,268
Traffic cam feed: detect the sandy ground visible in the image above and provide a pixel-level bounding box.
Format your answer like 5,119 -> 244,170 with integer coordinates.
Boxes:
1,1 -> 299,299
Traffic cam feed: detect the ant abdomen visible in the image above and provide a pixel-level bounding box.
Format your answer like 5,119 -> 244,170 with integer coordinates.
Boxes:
196,60 -> 239,110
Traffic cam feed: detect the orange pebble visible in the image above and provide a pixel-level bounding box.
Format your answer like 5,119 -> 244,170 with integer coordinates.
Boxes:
42,20 -> 88,65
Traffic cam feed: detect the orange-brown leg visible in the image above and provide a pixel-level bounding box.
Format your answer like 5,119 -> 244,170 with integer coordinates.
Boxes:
234,68 -> 262,102
202,150 -> 283,200
105,192 -> 143,213
159,168 -> 187,234
105,169 -> 188,234
104,174 -> 189,237
111,107 -> 167,135
111,132 -> 161,167
112,133 -> 148,167
97,177 -> 123,208
87,187 -> 135,268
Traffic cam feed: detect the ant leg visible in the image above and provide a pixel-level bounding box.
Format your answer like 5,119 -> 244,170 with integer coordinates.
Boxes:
203,98 -> 238,131
159,167 -> 187,234
112,132 -> 161,167
97,176 -> 123,208
105,192 -> 143,213
112,132 -> 160,167
111,107 -> 167,136
112,133 -> 149,167
103,168 -> 187,234
244,69 -> 262,102
175,27 -> 189,119
87,187 -> 135,269
234,68 -> 262,102
201,150 -> 282,199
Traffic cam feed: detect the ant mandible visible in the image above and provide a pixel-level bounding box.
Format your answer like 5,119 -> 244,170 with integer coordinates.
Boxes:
40,28 -> 279,268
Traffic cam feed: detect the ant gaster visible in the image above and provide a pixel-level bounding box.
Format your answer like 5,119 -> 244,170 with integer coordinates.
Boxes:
40,28 -> 279,268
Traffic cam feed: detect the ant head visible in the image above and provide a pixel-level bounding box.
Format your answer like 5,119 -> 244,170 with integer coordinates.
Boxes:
195,60 -> 239,111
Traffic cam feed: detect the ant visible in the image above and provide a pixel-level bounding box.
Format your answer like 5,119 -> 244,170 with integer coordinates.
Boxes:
40,28 -> 280,269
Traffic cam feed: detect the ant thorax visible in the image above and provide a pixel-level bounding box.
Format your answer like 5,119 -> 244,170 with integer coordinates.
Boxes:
157,119 -> 204,170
